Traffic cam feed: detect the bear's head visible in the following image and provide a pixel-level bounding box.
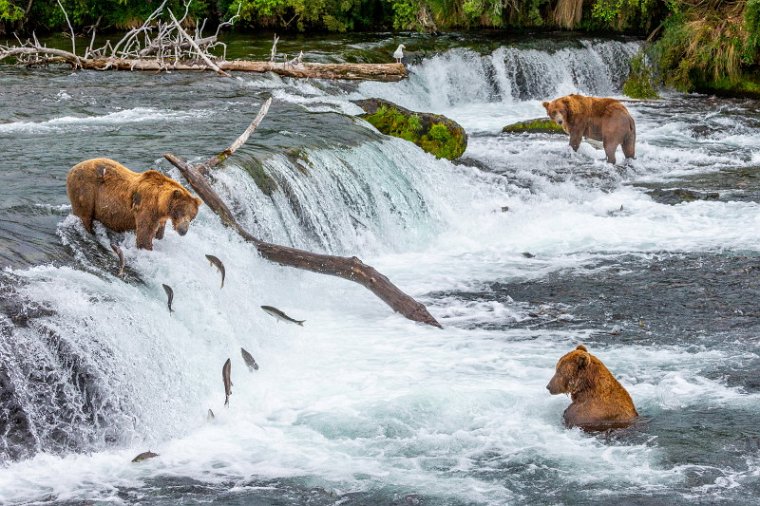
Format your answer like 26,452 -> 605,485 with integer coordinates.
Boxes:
542,97 -> 572,133
546,344 -> 592,395
167,189 -> 202,236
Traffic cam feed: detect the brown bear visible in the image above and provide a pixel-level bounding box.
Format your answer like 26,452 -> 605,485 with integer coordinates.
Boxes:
546,344 -> 638,430
542,94 -> 636,164
66,158 -> 202,250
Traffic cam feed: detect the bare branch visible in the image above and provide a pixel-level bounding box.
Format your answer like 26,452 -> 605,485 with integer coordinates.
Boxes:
270,34 -> 280,63
197,97 -> 273,175
168,8 -> 230,77
56,0 -> 77,64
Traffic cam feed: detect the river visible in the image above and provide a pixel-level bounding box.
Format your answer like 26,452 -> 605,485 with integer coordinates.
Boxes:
1,33 -> 759,505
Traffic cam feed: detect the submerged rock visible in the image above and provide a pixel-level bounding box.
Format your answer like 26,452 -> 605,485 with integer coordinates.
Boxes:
502,118 -> 565,134
354,98 -> 467,160
646,188 -> 720,205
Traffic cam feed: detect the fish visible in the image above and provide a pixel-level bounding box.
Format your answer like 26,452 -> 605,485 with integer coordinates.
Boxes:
110,243 -> 125,277
522,252 -> 536,258
162,284 -> 174,314
207,408 -> 215,421
261,305 -> 305,326
131,450 -> 159,463
223,358 -> 232,407
240,347 -> 259,371
205,254 -> 225,288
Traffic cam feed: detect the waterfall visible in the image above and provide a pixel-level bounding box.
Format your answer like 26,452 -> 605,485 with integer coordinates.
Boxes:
359,39 -> 641,110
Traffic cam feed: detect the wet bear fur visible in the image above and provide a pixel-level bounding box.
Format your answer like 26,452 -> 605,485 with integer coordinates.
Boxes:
547,344 -> 638,429
66,158 -> 202,250
543,94 -> 636,164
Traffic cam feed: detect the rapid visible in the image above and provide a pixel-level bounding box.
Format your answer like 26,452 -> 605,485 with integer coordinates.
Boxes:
1,34 -> 760,505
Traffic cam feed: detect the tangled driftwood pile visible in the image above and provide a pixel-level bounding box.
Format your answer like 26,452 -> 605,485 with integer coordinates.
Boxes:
0,0 -> 406,82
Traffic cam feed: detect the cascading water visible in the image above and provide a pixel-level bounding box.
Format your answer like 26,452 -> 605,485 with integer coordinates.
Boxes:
359,39 -> 641,109
1,36 -> 760,505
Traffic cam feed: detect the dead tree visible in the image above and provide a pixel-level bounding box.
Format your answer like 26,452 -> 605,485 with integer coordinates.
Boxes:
0,1 -> 407,82
164,98 -> 441,328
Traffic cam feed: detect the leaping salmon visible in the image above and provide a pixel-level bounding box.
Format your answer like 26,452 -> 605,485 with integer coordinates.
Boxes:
205,254 -> 225,288
261,305 -> 305,326
223,358 -> 232,407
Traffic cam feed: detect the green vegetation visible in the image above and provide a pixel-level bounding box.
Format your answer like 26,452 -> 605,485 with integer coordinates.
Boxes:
622,51 -> 659,99
244,157 -> 279,195
362,104 -> 467,160
502,118 -> 565,134
651,1 -> 760,94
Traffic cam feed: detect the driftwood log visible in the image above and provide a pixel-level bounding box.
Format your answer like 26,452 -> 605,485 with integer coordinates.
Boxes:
0,47 -> 407,82
164,98 -> 441,328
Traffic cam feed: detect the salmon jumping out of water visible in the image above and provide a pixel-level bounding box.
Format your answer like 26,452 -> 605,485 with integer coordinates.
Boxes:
223,358 -> 232,407
111,243 -> 125,277
241,347 -> 259,371
131,450 -> 159,463
205,254 -> 225,288
162,284 -> 174,314
261,305 -> 305,326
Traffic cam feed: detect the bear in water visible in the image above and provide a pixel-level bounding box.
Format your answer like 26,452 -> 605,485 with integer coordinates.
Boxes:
547,344 -> 638,430
543,94 -> 636,164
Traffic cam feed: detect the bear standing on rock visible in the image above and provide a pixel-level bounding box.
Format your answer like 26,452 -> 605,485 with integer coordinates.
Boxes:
66,158 -> 202,250
543,94 -> 636,164
547,344 -> 638,430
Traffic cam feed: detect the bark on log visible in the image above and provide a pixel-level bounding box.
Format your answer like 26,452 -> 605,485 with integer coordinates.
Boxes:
162,114 -> 440,328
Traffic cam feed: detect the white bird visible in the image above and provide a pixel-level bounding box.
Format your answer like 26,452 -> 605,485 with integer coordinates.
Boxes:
393,44 -> 405,64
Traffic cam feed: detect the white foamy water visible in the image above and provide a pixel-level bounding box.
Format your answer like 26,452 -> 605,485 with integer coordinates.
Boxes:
2,39 -> 760,505
0,107 -> 211,134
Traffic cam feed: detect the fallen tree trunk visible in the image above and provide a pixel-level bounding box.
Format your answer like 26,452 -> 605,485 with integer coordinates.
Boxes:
0,47 -> 407,81
163,101 -> 440,328
219,61 -> 407,81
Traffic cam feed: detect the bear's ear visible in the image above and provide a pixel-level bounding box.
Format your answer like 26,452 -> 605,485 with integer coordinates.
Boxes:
194,196 -> 203,207
172,189 -> 183,199
576,344 -> 588,352
577,353 -> 589,369
542,101 -> 549,110
131,191 -> 142,210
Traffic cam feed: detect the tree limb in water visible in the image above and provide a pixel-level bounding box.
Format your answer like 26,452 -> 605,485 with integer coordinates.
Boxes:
199,97 -> 273,175
163,102 -> 441,328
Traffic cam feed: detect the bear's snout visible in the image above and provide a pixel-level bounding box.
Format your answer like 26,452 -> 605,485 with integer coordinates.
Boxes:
546,374 -> 563,395
176,223 -> 189,236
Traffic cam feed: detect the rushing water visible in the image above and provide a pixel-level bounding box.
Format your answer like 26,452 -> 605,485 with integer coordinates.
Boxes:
1,34 -> 760,505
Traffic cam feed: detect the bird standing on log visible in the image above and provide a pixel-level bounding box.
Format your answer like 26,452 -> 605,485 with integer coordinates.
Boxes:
393,44 -> 405,64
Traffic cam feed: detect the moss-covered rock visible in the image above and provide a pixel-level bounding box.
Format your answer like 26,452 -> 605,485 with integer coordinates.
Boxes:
242,157 -> 278,196
354,98 -> 467,160
502,118 -> 565,134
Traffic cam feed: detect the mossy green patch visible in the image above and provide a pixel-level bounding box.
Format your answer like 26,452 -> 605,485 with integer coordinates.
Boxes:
623,52 -> 660,100
502,118 -> 565,134
361,103 -> 467,160
694,73 -> 760,99
243,158 -> 278,196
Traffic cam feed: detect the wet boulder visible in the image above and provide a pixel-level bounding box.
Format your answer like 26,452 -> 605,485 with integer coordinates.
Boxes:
502,118 -> 565,134
354,98 -> 467,160
646,188 -> 720,205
